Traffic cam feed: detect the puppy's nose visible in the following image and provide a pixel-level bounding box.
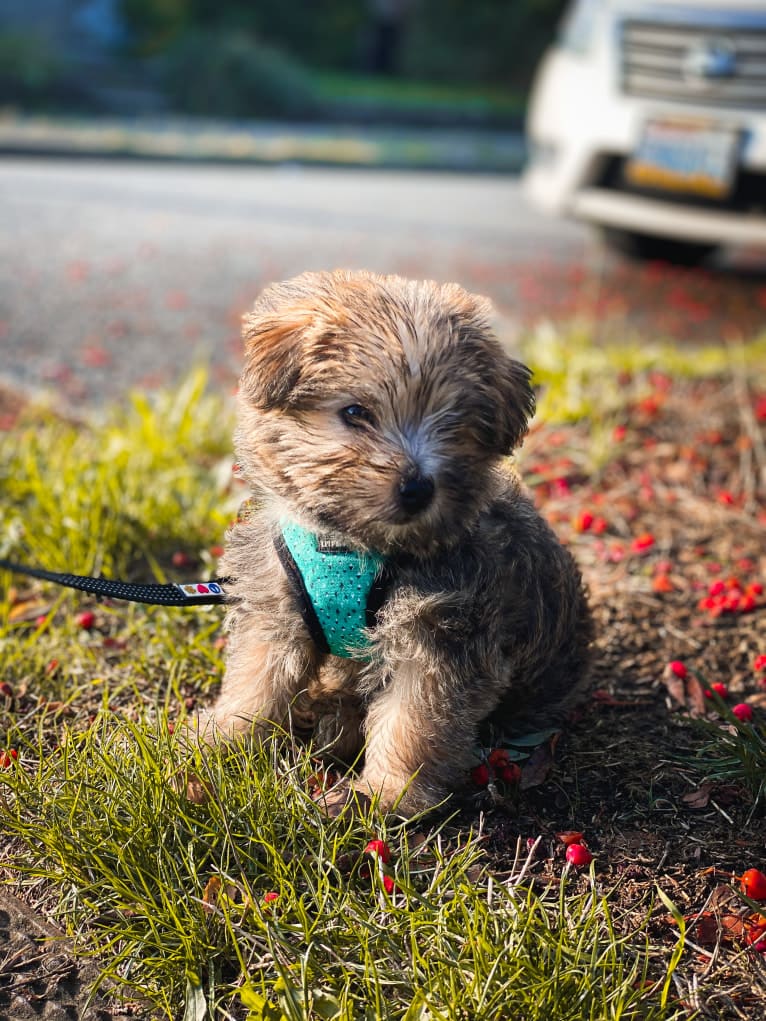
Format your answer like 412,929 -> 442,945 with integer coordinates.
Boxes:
398,473 -> 435,515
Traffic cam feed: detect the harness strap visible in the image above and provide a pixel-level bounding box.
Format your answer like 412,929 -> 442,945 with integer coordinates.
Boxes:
0,558 -> 227,606
273,523 -> 391,659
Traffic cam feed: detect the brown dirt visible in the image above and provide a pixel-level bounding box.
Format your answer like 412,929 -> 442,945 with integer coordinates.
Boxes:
468,373 -> 766,1019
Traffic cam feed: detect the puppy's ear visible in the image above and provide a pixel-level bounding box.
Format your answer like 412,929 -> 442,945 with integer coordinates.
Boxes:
494,356 -> 536,455
239,309 -> 310,409
444,286 -> 536,455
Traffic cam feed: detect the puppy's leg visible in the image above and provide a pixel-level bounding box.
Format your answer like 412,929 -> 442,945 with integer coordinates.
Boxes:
196,626 -> 315,744
355,662 -> 480,815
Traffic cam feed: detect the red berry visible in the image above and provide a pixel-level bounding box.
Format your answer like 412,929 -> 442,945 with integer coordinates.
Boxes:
565,843 -> 593,869
705,682 -> 728,699
574,511 -> 594,533
499,763 -> 522,784
0,682 -> 14,698
754,655 -> 766,672
171,551 -> 191,568
364,839 -> 392,865
732,703 -> 753,722
382,875 -> 397,895
487,748 -> 510,768
263,891 -> 279,904
668,660 -> 688,679
471,764 -> 490,787
740,869 -> 766,900
76,610 -> 96,630
0,749 -> 18,768
631,532 -> 655,553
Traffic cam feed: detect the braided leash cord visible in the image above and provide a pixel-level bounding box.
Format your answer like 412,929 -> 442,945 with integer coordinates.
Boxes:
0,559 -> 228,607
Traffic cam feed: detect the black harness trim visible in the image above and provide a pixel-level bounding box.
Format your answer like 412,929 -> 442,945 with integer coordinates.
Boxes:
272,532 -> 331,654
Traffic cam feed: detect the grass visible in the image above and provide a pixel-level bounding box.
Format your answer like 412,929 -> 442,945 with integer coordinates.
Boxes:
1,716 -> 684,1019
311,72 -> 525,123
2,335 -> 765,1019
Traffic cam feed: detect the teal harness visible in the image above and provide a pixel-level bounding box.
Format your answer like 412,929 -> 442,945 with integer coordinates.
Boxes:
275,520 -> 389,659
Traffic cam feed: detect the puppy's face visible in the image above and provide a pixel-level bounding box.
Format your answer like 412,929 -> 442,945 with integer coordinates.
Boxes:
235,271 -> 535,554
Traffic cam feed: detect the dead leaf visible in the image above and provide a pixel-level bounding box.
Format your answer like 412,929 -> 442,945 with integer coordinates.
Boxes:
183,772 -> 213,805
520,740 -> 554,790
556,830 -> 584,847
684,673 -> 708,717
9,598 -> 51,622
202,876 -> 221,915
682,782 -> 713,809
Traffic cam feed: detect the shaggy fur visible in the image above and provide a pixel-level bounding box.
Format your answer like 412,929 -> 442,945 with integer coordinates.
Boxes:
201,269 -> 591,816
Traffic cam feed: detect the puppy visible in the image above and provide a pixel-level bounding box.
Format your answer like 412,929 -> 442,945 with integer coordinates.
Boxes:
204,270 -> 590,816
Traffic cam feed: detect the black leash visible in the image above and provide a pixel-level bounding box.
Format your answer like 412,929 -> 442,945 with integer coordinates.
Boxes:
0,558 -> 228,607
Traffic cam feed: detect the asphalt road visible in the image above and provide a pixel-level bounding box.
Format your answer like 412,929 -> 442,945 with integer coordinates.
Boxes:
1,157 -> 764,409
0,157 -> 588,406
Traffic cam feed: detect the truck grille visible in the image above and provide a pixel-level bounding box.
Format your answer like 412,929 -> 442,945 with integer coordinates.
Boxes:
621,17 -> 766,109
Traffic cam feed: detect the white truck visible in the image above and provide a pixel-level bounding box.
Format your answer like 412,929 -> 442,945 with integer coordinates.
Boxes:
524,0 -> 766,263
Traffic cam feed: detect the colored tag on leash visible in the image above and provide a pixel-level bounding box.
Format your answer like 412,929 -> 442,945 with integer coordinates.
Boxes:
0,558 -> 227,607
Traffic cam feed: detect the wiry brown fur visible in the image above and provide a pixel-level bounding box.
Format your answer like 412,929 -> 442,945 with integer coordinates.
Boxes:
202,270 -> 591,816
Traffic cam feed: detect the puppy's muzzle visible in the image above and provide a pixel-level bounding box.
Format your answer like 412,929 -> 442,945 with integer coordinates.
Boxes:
398,472 -> 435,516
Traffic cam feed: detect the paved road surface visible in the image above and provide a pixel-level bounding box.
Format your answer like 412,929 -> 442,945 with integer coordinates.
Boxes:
1,158 -> 763,409
0,158 -> 587,406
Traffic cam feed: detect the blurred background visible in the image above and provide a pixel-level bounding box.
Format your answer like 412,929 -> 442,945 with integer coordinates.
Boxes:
0,0 -> 764,408
0,0 -> 557,129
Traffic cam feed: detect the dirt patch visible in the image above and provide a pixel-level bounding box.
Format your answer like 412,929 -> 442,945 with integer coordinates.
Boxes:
0,887 -> 141,1021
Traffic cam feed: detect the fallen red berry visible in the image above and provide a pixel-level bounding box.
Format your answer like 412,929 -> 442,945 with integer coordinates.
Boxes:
498,763 -> 522,784
382,875 -> 397,895
732,703 -> 753,723
754,654 -> 766,672
704,682 -> 728,699
740,869 -> 766,901
0,749 -> 18,768
487,748 -> 510,768
364,839 -> 392,865
263,891 -> 279,904
668,660 -> 687,679
631,532 -> 655,553
0,682 -> 14,698
573,510 -> 594,533
565,843 -> 593,869
76,610 -> 96,630
652,573 -> 674,593
471,764 -> 490,787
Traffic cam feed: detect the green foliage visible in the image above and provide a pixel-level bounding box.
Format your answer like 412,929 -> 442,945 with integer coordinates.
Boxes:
159,30 -> 320,119
121,0 -> 193,54
0,32 -> 70,108
120,0 -> 566,88
520,325 -> 766,425
0,368 -> 232,577
690,711 -> 766,817
397,0 -> 568,85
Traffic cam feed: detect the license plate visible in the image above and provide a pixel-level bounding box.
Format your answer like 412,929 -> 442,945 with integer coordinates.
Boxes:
625,119 -> 739,199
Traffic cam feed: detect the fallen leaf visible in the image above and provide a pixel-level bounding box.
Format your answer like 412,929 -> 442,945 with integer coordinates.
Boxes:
520,740 -> 554,790
682,782 -> 713,809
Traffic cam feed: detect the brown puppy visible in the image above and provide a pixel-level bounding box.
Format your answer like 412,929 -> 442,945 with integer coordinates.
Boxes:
203,269 -> 590,815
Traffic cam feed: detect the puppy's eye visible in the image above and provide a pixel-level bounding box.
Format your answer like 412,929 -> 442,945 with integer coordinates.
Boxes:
340,404 -> 376,429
